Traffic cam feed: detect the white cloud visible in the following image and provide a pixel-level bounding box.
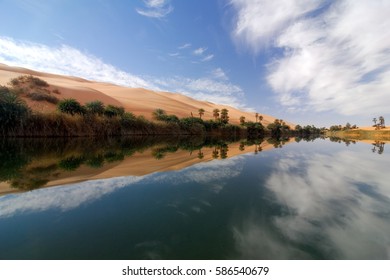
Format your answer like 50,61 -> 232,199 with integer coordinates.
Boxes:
230,0 -> 322,52
192,47 -> 214,63
168,52 -> 180,57
153,76 -> 252,110
201,54 -> 214,62
136,0 -> 173,18
193,47 -> 207,56
178,43 -> 191,49
230,0 -> 390,117
211,68 -> 229,80
0,36 -> 151,88
0,37 -> 250,110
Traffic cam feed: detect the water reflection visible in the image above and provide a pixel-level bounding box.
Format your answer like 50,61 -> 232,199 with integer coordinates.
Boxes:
0,136 -> 291,194
260,143 -> 390,259
372,141 -> 385,154
1,138 -> 389,259
328,137 -> 387,154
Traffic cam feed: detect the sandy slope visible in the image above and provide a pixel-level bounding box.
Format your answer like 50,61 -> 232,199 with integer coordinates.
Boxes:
0,63 -> 293,126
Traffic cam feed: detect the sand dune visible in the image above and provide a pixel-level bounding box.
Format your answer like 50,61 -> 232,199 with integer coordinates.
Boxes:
0,63 -> 293,126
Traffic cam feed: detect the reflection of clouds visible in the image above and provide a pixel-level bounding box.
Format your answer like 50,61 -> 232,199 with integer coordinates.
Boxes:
154,156 -> 245,214
134,240 -> 170,260
153,156 -> 245,186
0,156 -> 246,220
265,150 -> 390,259
233,214 -> 311,259
0,176 -> 143,219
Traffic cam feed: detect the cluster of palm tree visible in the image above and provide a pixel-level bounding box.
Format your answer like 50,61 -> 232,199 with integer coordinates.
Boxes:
239,113 -> 263,126
198,108 -> 231,125
373,116 -> 385,129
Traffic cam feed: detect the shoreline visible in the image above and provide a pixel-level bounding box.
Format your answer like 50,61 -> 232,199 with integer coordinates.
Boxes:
326,128 -> 390,142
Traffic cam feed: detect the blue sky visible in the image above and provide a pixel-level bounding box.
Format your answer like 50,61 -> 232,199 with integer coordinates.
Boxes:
1,0 -> 389,127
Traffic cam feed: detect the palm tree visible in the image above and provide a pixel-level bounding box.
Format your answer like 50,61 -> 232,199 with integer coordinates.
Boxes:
212,147 -> 219,159
239,116 -> 246,125
373,117 -> 377,126
198,108 -> 205,119
220,108 -> 229,124
259,115 -> 263,123
85,100 -> 105,115
152,108 -> 167,120
255,113 -> 259,123
213,109 -> 220,121
379,116 -> 385,128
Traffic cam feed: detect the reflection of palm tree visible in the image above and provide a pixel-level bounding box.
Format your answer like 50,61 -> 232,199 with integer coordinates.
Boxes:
212,147 -> 219,159
220,145 -> 228,159
197,149 -> 204,159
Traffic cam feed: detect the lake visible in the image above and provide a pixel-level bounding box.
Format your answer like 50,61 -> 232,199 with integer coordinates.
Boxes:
0,137 -> 389,259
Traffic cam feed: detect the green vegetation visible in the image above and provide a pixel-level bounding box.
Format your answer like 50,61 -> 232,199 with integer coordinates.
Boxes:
26,92 -> 59,104
104,104 -> 125,117
9,75 -> 59,105
0,86 -> 30,135
85,100 -> 105,115
266,119 -> 291,138
0,76 -> 323,138
10,75 -> 49,88
373,116 -> 386,130
58,98 -> 86,115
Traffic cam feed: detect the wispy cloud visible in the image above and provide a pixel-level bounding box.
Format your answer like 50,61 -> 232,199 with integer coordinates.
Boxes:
230,0 -> 390,117
202,54 -> 214,62
0,36 -> 151,88
230,0 -> 322,52
178,43 -> 191,49
0,37 -> 250,110
136,0 -> 173,18
211,68 -> 228,81
168,52 -> 180,57
193,47 -> 214,62
153,76 -> 252,110
193,47 -> 207,56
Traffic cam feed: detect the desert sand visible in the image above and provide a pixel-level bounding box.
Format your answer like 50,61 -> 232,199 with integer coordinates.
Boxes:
0,63 -> 293,126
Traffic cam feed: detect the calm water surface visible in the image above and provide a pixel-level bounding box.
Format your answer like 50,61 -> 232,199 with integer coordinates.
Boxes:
0,137 -> 389,259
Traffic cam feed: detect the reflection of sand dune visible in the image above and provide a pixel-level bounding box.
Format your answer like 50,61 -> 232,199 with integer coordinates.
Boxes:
0,63 -> 294,127
0,140 -> 286,196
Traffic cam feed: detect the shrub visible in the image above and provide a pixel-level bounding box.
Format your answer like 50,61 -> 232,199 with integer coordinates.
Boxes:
57,98 -> 86,115
27,92 -> 59,104
120,112 -> 136,129
85,100 -> 105,115
0,86 -> 30,134
104,105 -> 125,117
10,75 -> 49,88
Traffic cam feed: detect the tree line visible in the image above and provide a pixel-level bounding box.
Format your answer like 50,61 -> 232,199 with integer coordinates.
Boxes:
1,75 -> 330,138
